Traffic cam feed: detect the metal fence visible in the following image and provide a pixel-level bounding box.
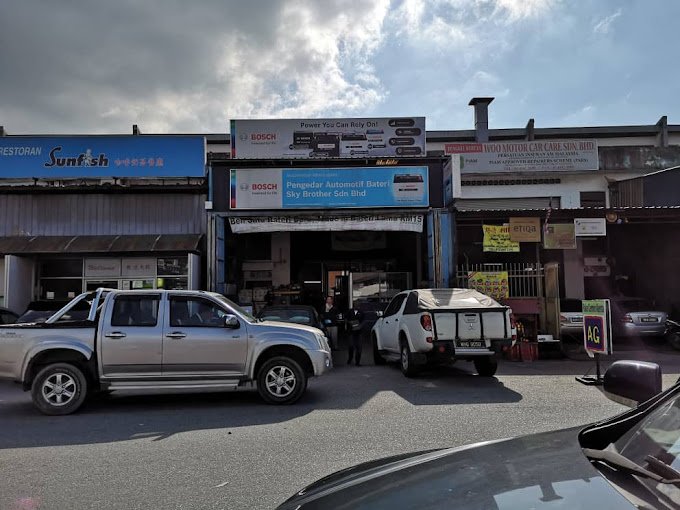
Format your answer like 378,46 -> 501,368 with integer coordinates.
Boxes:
455,263 -> 545,298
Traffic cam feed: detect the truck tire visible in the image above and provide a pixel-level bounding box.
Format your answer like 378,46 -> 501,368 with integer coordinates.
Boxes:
30,363 -> 88,415
400,342 -> 419,377
474,356 -> 498,377
257,356 -> 307,405
373,334 -> 386,365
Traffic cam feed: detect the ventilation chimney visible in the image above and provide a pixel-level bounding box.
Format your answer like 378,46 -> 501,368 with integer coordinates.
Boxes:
469,97 -> 494,143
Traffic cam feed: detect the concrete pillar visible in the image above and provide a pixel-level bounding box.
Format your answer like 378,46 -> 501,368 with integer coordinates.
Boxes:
563,240 -> 585,299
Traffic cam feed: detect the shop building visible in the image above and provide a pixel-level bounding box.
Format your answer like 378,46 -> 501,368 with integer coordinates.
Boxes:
0,134 -> 207,313
206,117 -> 453,314
428,98 -> 680,340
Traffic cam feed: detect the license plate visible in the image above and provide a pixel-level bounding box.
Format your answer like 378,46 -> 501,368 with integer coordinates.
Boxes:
456,340 -> 485,348
641,317 -> 659,323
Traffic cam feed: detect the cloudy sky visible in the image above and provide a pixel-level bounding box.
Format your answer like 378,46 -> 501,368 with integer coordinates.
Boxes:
0,0 -> 676,134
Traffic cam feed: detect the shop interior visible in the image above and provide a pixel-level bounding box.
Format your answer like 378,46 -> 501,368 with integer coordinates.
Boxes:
226,230 -> 426,315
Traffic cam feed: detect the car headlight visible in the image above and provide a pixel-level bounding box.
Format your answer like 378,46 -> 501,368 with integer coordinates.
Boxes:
316,333 -> 330,351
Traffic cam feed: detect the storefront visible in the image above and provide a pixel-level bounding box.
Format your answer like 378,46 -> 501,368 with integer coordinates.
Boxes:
207,116 -> 452,314
0,135 -> 207,312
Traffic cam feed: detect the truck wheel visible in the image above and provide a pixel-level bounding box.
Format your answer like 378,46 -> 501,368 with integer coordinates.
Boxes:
31,363 -> 88,415
400,342 -> 419,377
373,334 -> 386,365
474,356 -> 498,377
257,356 -> 307,405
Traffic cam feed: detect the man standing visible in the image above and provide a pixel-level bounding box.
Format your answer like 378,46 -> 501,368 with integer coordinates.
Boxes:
321,296 -> 340,350
346,306 -> 364,366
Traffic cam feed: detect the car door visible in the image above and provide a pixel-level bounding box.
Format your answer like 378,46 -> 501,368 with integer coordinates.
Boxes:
100,293 -> 163,378
379,293 -> 407,353
162,295 -> 249,377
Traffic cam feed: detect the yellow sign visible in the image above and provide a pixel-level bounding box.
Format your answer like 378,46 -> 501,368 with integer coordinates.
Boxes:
468,271 -> 510,300
482,225 -> 520,252
543,223 -> 576,249
509,217 -> 541,242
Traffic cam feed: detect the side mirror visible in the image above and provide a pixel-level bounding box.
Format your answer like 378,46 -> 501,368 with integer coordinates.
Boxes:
603,360 -> 662,407
223,314 -> 240,329
376,311 -> 384,318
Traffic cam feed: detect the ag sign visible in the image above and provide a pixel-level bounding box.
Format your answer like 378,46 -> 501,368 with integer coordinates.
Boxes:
582,299 -> 612,355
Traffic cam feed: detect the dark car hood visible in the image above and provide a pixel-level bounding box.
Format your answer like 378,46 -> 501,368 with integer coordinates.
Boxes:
278,428 -> 635,509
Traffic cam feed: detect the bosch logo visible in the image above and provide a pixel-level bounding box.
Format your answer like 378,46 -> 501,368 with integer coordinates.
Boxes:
252,183 -> 277,190
239,183 -> 249,191
251,133 -> 277,141
238,133 -> 249,141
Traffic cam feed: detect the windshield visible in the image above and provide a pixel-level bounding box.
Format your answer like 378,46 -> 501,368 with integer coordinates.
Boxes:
213,294 -> 256,322
259,308 -> 316,325
611,388 -> 680,504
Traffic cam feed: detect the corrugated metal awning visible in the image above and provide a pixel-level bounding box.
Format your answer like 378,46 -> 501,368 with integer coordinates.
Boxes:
0,234 -> 203,254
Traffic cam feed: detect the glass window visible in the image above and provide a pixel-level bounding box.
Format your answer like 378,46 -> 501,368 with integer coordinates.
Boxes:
0,311 -> 18,324
157,257 -> 188,276
111,295 -> 160,327
40,279 -> 84,300
170,297 -> 228,327
157,277 -> 188,290
384,294 -> 407,317
40,259 -> 83,278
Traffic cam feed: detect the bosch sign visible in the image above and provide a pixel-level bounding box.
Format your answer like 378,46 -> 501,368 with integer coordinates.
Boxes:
252,183 -> 278,190
251,133 -> 277,141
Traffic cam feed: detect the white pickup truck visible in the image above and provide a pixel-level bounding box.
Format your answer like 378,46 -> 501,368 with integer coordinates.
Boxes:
0,289 -> 332,415
371,288 -> 512,377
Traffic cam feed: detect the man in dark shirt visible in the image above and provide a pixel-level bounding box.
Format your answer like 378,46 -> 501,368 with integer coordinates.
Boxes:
346,306 -> 364,366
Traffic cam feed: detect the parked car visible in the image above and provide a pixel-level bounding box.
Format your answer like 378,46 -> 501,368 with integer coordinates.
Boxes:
0,289 -> 332,415
0,307 -> 19,325
278,360 -> 676,509
371,288 -> 512,377
257,305 -> 326,335
609,297 -> 667,338
16,300 -> 90,324
559,298 -> 584,339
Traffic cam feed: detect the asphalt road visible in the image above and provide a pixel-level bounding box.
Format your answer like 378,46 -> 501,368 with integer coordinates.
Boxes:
1,350 -> 680,510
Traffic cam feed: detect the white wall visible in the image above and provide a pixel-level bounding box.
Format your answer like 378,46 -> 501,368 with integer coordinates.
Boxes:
459,173 -> 610,208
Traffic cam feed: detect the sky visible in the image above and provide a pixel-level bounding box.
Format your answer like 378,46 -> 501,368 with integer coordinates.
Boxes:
0,0 -> 677,134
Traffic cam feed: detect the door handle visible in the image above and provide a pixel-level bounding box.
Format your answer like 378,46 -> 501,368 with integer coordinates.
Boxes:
166,332 -> 186,339
105,332 -> 126,339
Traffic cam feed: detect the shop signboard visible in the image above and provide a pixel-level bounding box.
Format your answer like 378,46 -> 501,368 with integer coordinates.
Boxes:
0,136 -> 206,178
543,223 -> 576,249
508,217 -> 541,242
574,217 -> 607,236
228,213 -> 424,233
467,271 -> 509,300
446,139 -> 598,173
582,299 -> 613,355
121,258 -> 156,277
84,258 -> 121,277
482,225 -> 520,253
230,117 -> 426,159
583,256 -> 611,277
230,166 -> 429,210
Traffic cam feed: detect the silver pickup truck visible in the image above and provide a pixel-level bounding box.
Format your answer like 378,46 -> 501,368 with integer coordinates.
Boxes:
0,289 -> 332,415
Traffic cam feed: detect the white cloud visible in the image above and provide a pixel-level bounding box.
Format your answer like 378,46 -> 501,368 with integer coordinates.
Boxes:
593,8 -> 622,34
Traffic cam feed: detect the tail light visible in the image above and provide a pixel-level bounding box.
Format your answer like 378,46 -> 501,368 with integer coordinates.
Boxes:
623,314 -> 634,323
420,314 -> 432,331
559,314 -> 568,324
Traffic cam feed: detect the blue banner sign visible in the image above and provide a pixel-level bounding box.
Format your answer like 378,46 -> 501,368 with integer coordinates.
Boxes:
230,166 -> 429,209
0,136 -> 206,178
